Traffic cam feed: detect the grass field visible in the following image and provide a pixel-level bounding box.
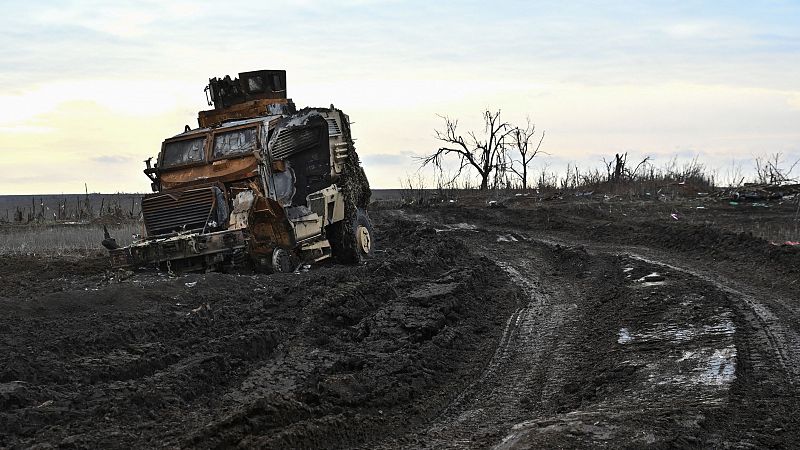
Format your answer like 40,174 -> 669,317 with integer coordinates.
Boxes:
0,222 -> 142,255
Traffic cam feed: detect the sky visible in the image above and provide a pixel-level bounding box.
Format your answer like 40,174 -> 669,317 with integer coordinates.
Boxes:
1,0 -> 799,194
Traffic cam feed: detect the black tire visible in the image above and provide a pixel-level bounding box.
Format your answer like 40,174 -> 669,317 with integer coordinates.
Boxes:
271,247 -> 294,273
328,208 -> 375,264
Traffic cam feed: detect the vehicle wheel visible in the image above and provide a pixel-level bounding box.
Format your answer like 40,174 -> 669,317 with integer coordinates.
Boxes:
271,247 -> 294,273
329,208 -> 375,264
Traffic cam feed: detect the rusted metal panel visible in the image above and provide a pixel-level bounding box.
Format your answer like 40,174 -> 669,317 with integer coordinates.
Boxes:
110,229 -> 247,270
206,70 -> 287,109
159,156 -> 260,189
198,99 -> 294,128
141,183 -> 227,236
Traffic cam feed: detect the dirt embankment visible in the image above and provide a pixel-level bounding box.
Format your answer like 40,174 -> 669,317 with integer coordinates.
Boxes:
0,214 -> 520,449
425,200 -> 800,281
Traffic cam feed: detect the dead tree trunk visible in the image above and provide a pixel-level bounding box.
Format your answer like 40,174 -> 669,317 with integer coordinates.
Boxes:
421,110 -> 514,190
508,118 -> 545,190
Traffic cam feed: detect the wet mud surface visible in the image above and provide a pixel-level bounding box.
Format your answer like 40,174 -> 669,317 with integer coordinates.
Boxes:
1,201 -> 799,448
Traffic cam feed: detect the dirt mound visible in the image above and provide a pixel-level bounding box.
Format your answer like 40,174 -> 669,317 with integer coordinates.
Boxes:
427,202 -> 800,278
0,213 -> 521,448
583,220 -> 800,274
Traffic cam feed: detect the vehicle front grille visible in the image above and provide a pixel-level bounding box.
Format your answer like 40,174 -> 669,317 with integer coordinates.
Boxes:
142,187 -> 217,236
271,127 -> 321,159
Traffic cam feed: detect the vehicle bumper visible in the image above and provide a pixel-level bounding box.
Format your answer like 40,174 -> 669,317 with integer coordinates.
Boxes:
109,230 -> 247,269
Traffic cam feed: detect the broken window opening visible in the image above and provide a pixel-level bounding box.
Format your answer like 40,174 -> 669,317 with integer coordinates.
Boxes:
247,76 -> 264,93
162,137 -> 206,168
213,128 -> 258,158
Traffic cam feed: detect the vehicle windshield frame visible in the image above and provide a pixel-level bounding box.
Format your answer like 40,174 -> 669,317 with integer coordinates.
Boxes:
160,135 -> 208,169
209,123 -> 261,162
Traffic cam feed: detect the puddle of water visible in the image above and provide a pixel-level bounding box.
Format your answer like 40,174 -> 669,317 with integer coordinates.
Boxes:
700,347 -> 737,385
620,324 -> 697,343
434,223 -> 478,233
623,315 -> 737,390
635,272 -> 665,282
655,345 -> 737,387
435,223 -> 479,233
638,281 -> 667,287
632,271 -> 668,287
625,324 -> 692,343
618,328 -> 632,344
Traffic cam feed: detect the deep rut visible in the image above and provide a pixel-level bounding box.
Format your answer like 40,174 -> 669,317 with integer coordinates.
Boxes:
377,239 -> 577,449
377,220 -> 762,448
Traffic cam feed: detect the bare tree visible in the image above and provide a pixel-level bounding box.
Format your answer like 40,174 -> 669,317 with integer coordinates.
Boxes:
422,110 -> 514,190
724,159 -> 745,188
754,152 -> 799,185
603,153 -> 627,183
508,118 -> 545,190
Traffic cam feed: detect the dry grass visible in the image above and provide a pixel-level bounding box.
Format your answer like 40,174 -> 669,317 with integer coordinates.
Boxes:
728,218 -> 800,243
0,221 -> 143,255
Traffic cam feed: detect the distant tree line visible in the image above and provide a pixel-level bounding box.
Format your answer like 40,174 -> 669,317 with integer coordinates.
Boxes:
420,109 -> 799,193
2,192 -> 140,224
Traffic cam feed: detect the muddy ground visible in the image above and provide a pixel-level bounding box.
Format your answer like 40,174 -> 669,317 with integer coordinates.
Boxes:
1,198 -> 798,449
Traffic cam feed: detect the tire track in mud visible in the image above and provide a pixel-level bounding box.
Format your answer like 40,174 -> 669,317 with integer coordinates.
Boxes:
489,233 -> 743,448
379,218 -> 747,448
369,226 -> 577,449
403,246 -> 573,449
484,228 -> 798,447
512,230 -> 799,389
627,253 -> 800,387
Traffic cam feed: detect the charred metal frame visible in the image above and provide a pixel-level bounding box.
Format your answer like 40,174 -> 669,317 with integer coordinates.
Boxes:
110,229 -> 247,271
111,70 -> 367,273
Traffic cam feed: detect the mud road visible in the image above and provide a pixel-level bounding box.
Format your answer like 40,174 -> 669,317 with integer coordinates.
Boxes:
378,205 -> 799,448
1,202 -> 798,448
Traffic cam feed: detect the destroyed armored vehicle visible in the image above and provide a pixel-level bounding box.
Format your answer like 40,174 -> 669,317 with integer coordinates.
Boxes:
107,70 -> 373,273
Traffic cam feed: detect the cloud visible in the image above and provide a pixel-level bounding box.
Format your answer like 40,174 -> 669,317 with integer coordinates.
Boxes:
660,20 -> 748,40
2,0 -> 800,193
33,1 -> 208,38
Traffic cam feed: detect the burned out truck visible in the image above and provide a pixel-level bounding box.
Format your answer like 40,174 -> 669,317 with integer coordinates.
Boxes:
108,70 -> 373,273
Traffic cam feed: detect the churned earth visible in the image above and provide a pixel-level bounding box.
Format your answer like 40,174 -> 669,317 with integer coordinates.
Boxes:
1,198 -> 799,449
